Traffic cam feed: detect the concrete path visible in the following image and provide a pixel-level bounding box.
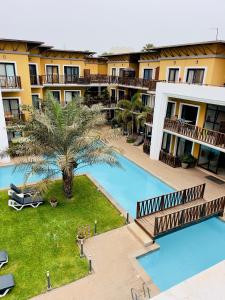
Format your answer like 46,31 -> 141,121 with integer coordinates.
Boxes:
32,226 -> 159,300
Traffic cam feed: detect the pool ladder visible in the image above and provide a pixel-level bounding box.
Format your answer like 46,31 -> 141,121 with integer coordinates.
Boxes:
131,283 -> 151,299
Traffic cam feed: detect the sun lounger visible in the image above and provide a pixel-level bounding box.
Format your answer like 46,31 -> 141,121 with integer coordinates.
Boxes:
0,274 -> 14,298
134,135 -> 144,146
0,252 -> 8,269
8,183 -> 37,197
8,192 -> 44,211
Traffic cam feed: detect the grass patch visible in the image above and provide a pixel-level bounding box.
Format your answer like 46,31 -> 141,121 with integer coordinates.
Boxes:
0,175 -> 124,299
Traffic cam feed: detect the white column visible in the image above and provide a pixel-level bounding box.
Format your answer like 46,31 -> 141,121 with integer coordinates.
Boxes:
150,86 -> 168,160
0,90 -> 10,163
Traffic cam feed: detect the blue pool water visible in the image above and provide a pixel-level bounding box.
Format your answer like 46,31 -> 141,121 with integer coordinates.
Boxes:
0,154 -> 174,217
138,217 -> 225,291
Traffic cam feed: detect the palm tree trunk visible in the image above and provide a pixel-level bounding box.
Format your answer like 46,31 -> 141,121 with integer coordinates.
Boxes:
62,166 -> 74,198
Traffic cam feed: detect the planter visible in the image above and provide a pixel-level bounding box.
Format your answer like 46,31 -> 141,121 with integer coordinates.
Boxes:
50,201 -> 58,208
181,162 -> 189,169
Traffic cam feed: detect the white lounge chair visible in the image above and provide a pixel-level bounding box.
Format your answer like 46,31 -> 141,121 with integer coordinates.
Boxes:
0,274 -> 15,298
8,183 -> 37,197
0,252 -> 8,269
8,192 -> 44,211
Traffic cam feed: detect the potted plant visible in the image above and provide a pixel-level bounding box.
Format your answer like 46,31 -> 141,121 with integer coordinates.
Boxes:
180,154 -> 196,169
76,225 -> 90,244
49,197 -> 58,208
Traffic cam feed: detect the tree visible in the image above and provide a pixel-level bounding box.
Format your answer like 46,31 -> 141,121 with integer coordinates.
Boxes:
142,43 -> 154,51
116,93 -> 144,135
9,93 -> 119,198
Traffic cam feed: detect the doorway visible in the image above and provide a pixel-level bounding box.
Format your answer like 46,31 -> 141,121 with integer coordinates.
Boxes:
180,104 -> 198,125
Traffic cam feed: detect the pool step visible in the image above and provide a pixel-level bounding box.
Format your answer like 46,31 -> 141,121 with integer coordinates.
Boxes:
127,223 -> 153,247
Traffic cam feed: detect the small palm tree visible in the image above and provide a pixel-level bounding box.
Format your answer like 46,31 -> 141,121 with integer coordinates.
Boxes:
9,93 -> 120,198
116,93 -> 144,135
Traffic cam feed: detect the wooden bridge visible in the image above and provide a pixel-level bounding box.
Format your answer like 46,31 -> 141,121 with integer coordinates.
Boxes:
135,183 -> 225,239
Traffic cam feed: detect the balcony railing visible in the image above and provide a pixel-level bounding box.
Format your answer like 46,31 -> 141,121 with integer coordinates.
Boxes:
0,76 -> 21,89
30,75 -> 43,86
159,150 -> 181,168
4,112 -> 25,126
164,118 -> 225,149
41,74 -> 160,91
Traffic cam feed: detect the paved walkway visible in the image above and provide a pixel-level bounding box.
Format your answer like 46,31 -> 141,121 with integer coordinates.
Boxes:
32,226 -> 159,300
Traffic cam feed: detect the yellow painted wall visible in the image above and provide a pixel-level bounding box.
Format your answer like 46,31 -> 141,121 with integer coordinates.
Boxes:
158,57 -> 225,85
107,62 -> 130,75
139,61 -> 160,79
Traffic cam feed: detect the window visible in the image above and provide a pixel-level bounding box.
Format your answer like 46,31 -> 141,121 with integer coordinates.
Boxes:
162,133 -> 171,153
65,91 -> 80,103
51,91 -> 60,102
64,66 -> 79,83
204,104 -> 225,131
0,63 -> 16,77
29,64 -> 38,85
186,68 -> 205,84
166,102 -> 176,118
168,68 -> 179,82
142,94 -> 149,106
3,99 -> 20,117
143,69 -> 153,80
111,89 -> 116,100
46,65 -> 59,83
118,90 -> 125,100
111,68 -> 116,76
32,95 -> 40,109
119,68 -> 124,77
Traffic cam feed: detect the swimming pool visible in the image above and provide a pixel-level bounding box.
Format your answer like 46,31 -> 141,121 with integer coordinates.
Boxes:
0,153 -> 174,218
138,217 -> 225,292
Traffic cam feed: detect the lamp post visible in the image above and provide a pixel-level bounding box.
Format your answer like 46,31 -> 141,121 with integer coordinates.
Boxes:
46,271 -> 52,291
88,255 -> 92,274
94,220 -> 97,235
80,240 -> 84,258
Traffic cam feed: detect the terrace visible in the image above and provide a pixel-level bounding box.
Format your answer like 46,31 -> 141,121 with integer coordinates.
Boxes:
0,76 -> 21,90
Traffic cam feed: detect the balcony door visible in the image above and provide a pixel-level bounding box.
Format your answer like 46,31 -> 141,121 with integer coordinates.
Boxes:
186,68 -> 205,84
46,65 -> 59,83
180,104 -> 198,125
29,64 -> 38,85
65,91 -> 80,103
64,66 -> 79,83
0,63 -> 16,88
3,99 -> 20,118
143,69 -> 153,80
176,137 -> 193,157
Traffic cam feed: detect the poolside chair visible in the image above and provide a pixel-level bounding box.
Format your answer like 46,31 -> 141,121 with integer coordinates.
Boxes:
8,183 -> 37,197
0,274 -> 15,298
134,135 -> 144,146
0,251 -> 8,269
8,192 -> 44,211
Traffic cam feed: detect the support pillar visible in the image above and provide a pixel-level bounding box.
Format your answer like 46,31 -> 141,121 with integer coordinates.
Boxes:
150,87 -> 168,160
0,90 -> 10,163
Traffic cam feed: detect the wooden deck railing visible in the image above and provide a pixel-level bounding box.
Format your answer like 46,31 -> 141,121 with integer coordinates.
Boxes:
159,150 -> 181,168
164,118 -> 225,149
136,183 -> 205,218
154,196 -> 225,236
41,75 -> 160,91
0,76 -> 21,89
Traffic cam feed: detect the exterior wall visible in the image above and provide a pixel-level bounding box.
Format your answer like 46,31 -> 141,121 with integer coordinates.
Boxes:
107,62 -> 130,76
139,61 -> 160,79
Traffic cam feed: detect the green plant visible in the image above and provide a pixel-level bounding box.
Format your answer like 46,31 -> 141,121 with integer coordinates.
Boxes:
126,135 -> 136,143
180,154 -> 196,165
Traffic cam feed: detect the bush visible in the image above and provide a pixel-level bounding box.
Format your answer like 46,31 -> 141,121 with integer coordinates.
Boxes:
180,154 -> 196,165
111,118 -> 119,128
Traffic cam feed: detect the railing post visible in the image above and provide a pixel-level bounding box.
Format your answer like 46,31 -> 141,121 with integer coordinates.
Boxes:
160,195 -> 164,211
154,218 -> 158,236
136,202 -> 140,219
201,183 -> 206,198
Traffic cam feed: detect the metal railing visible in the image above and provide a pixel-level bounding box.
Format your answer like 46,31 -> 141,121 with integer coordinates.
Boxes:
0,76 -> 21,89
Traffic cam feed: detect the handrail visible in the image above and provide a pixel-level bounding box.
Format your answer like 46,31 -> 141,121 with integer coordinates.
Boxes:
159,150 -> 181,168
164,118 -> 225,149
131,288 -> 139,300
0,76 -> 21,89
136,183 -> 205,218
154,196 -> 225,236
41,74 -> 161,91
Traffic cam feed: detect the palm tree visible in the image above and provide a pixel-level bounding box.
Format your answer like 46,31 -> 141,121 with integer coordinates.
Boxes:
9,93 -> 119,198
142,43 -> 154,51
116,93 -> 144,135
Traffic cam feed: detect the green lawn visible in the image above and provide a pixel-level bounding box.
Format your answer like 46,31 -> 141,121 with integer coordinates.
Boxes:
0,175 -> 124,300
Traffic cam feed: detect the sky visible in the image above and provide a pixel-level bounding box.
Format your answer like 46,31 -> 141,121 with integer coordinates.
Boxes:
0,0 -> 224,55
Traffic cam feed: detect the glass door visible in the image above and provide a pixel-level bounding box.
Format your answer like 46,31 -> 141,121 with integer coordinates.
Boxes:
46,65 -> 59,83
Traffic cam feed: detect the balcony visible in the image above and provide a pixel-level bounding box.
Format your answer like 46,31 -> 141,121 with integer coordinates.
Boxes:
159,150 -> 181,168
0,76 -> 21,90
4,112 -> 25,128
30,75 -> 43,86
40,74 -> 160,91
164,118 -> 225,150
